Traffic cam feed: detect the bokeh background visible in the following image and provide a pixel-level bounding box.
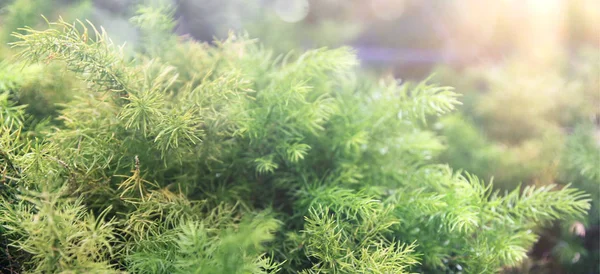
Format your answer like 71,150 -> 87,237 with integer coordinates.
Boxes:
1,0 -> 599,273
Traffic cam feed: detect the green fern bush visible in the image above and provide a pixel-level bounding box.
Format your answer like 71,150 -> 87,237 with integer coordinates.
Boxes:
0,4 -> 592,273
552,124 -> 600,270
432,47 -> 600,272
434,47 -> 599,189
437,113 -> 565,191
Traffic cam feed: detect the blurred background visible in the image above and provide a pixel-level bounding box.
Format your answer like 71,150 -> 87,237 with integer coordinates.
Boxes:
0,0 -> 599,273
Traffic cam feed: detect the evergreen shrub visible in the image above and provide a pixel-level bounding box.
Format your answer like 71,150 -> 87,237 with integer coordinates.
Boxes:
0,4 -> 592,273
432,47 -> 600,272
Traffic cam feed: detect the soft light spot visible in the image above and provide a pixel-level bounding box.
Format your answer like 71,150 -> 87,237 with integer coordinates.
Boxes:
274,0 -> 310,23
572,252 -> 581,263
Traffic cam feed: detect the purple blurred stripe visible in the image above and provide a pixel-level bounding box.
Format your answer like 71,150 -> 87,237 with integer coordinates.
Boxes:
354,46 -> 453,64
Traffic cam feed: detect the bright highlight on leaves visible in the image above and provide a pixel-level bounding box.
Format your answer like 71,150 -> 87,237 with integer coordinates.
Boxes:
0,2 -> 592,274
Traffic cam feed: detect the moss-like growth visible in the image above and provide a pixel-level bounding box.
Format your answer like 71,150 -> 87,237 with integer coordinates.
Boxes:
0,4 -> 591,273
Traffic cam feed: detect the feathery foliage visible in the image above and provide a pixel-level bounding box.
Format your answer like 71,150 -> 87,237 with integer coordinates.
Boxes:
432,45 -> 600,272
0,4 -> 592,273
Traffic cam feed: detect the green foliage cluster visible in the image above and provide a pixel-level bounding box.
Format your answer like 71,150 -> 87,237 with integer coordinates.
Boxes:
433,48 -> 600,271
0,0 -> 92,45
0,0 -> 52,43
437,113 -> 566,192
0,3 -> 593,273
434,48 -> 600,189
552,124 -> 600,271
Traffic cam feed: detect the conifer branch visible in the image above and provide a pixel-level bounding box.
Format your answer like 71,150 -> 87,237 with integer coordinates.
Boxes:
11,18 -> 133,97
